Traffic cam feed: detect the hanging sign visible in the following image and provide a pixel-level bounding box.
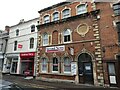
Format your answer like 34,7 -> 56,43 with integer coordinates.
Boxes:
46,45 -> 65,53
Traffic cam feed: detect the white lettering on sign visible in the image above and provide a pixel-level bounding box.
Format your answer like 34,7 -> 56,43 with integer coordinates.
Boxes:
46,45 -> 65,53
20,52 -> 35,57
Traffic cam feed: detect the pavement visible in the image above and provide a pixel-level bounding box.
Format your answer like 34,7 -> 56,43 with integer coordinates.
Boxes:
2,74 -> 120,90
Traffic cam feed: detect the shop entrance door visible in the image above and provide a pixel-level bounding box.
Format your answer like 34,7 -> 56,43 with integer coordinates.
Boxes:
78,53 -> 93,84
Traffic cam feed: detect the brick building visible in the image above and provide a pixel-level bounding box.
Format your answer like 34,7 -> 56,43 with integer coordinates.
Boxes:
36,1 -> 120,87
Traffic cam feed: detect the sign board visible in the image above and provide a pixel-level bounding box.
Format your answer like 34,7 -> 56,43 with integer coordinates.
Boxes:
20,52 -> 35,57
71,62 -> 77,75
109,76 -> 117,84
46,45 -> 65,53
18,44 -> 22,48
70,48 -> 74,55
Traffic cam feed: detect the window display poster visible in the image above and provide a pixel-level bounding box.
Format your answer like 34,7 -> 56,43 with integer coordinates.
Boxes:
109,76 -> 117,84
71,62 -> 77,75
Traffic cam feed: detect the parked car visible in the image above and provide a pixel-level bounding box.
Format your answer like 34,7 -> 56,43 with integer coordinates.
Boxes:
0,80 -> 23,90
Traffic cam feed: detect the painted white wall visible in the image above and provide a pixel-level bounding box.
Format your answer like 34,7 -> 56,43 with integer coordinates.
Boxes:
6,18 -> 39,53
3,18 -> 39,74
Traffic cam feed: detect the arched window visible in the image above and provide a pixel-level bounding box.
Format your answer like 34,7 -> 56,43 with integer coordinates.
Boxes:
43,33 -> 48,46
62,9 -> 70,19
16,29 -> 19,36
31,25 -> 35,32
52,57 -> 58,72
14,41 -> 17,51
77,4 -> 87,15
53,12 -> 59,21
52,30 -> 58,44
63,29 -> 71,43
41,58 -> 47,73
64,57 -> 71,73
30,38 -> 34,49
44,15 -> 50,23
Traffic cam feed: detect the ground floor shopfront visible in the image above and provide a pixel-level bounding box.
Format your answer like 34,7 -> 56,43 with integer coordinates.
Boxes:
20,52 -> 35,76
2,52 -> 35,76
0,53 -> 4,71
36,45 -> 120,87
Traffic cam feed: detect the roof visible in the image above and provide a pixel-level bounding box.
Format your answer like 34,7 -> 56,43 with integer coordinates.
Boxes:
10,17 -> 39,28
38,1 -> 70,13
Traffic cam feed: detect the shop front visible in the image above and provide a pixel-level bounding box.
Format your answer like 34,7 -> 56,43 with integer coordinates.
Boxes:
20,52 -> 35,76
2,53 -> 19,74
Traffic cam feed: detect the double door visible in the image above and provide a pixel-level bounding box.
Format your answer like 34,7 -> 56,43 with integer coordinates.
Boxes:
78,62 -> 93,84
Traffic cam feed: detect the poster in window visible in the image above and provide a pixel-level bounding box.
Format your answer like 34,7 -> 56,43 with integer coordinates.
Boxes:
109,76 -> 117,84
71,62 -> 77,75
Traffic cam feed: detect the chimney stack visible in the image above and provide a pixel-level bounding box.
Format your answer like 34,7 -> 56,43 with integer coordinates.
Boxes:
5,26 -> 10,32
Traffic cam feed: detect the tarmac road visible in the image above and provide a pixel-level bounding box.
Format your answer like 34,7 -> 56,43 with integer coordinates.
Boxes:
2,74 -> 120,90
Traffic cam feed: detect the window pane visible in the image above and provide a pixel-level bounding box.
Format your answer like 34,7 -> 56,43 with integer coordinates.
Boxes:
64,57 -> 71,72
16,29 -> 19,36
43,33 -> 48,45
53,58 -> 58,71
113,4 -> 120,10
108,63 -> 115,75
30,38 -> 34,49
53,12 -> 59,21
62,9 -> 70,18
44,15 -> 50,23
31,25 -> 35,32
77,4 -> 87,15
64,29 -> 71,42
114,9 -> 120,16
41,58 -> 47,72
14,41 -> 17,51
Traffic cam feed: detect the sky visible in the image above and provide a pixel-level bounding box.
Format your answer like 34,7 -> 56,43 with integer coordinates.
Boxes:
0,0 -> 65,30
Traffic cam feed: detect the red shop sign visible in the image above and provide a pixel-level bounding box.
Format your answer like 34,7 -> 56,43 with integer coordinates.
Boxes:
20,52 -> 35,57
18,44 -> 23,48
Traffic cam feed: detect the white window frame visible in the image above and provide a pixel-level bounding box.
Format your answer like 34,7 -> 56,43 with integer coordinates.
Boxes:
41,58 -> 47,73
14,41 -> 17,51
16,29 -> 19,36
76,4 -> 87,15
62,8 -> 71,19
30,38 -> 34,49
52,11 -> 59,21
63,57 -> 71,74
43,33 -> 49,46
31,25 -> 35,32
63,29 -> 72,43
52,57 -> 59,73
43,14 -> 50,24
